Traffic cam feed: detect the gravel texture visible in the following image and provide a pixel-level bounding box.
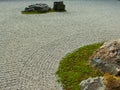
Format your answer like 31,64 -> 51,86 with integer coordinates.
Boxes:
0,0 -> 120,90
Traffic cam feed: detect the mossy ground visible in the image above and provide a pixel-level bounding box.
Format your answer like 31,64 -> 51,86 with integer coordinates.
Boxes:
21,9 -> 66,14
21,9 -> 55,14
56,43 -> 104,90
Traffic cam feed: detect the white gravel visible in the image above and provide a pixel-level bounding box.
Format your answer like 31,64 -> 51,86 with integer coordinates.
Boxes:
0,0 -> 120,90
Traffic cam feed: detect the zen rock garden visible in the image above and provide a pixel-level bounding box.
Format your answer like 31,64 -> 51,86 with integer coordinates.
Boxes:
80,39 -> 120,90
22,1 -> 66,14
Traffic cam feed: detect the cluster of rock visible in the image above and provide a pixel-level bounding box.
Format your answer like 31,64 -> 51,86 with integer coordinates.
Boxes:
24,3 -> 51,13
80,74 -> 120,90
23,1 -> 66,13
80,39 -> 120,90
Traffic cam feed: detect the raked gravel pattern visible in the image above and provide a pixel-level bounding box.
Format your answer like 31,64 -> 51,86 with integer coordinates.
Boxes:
0,0 -> 120,90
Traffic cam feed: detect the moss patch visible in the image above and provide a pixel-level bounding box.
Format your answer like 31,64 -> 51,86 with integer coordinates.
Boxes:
21,9 -> 55,14
56,43 -> 104,90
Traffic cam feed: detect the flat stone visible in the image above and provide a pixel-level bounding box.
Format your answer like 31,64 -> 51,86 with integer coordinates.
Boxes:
24,3 -> 51,13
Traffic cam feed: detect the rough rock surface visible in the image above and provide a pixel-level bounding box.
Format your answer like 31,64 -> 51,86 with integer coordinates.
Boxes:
80,77 -> 105,90
24,3 -> 51,12
104,74 -> 120,90
90,39 -> 120,75
80,74 -> 120,90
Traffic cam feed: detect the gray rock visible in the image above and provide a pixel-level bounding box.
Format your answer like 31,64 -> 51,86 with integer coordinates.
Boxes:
80,77 -> 105,90
24,3 -> 51,13
91,58 -> 120,75
25,7 -> 35,12
90,39 -> 120,76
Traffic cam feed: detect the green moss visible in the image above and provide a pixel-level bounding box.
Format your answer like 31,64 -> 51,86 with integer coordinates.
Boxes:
21,9 -> 58,14
56,43 -> 104,90
21,9 -> 56,14
21,9 -> 67,14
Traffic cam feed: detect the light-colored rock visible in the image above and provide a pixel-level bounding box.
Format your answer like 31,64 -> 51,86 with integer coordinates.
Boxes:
80,74 -> 120,90
80,77 -> 105,90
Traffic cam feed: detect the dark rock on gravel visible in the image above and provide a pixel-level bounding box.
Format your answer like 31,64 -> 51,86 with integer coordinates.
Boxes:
24,3 -> 51,13
53,1 -> 66,11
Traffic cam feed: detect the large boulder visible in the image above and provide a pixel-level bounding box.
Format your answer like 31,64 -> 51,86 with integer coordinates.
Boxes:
90,39 -> 120,75
24,3 -> 51,13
